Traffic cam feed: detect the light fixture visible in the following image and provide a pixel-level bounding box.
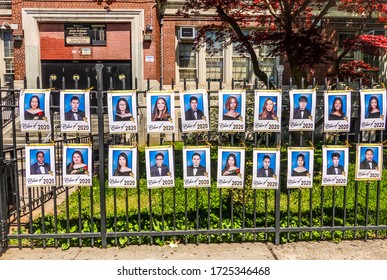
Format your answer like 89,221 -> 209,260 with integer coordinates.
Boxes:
13,34 -> 23,41
1,22 -> 18,30
276,64 -> 285,89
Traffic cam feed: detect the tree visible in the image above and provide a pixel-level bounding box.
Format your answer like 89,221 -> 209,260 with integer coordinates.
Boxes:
177,0 -> 387,87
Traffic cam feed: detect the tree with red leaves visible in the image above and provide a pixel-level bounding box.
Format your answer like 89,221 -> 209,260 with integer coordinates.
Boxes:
177,0 -> 386,87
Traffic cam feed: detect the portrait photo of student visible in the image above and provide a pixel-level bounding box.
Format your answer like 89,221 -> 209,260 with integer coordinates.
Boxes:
291,153 -> 309,176
114,97 -> 133,121
256,154 -> 275,177
287,148 -> 314,188
25,144 -> 56,187
324,91 -> 351,133
145,146 -> 174,188
151,97 -> 171,121
180,91 -> 210,132
252,148 -> 280,189
108,91 -> 138,133
185,95 -> 204,121
108,146 -> 137,188
254,91 -> 282,132
66,149 -> 89,175
19,90 -> 51,133
25,94 -> 45,120
223,95 -> 241,120
150,152 -> 170,177
113,152 -> 133,176
60,90 -> 91,133
62,144 -> 92,186
218,90 -> 246,132
289,90 -> 316,131
322,146 -> 349,186
360,90 -> 386,131
217,147 -> 245,188
30,150 -> 51,175
293,95 -> 311,119
187,152 -> 206,176
146,91 -> 175,133
355,144 -> 383,181
326,152 -> 344,175
183,147 -> 211,188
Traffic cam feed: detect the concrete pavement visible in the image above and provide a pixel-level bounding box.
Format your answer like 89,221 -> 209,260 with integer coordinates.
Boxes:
1,239 -> 387,260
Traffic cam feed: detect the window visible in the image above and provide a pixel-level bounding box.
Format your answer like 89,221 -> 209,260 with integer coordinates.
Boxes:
205,31 -> 223,81
232,57 -> 250,81
338,33 -> 355,60
363,30 -> 386,68
338,30 -> 386,75
178,43 -> 196,82
232,31 -> 250,82
3,31 -> 14,83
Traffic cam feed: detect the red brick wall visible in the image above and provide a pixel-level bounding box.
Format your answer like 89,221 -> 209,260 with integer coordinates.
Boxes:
40,23 -> 131,60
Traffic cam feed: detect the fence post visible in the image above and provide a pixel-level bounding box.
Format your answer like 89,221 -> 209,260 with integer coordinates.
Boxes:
96,63 -> 107,248
0,97 -> 7,254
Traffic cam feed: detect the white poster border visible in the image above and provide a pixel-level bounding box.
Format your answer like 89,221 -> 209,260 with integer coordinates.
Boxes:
107,91 -> 138,134
19,89 -> 51,133
108,146 -> 138,188
253,90 -> 282,132
60,90 -> 91,133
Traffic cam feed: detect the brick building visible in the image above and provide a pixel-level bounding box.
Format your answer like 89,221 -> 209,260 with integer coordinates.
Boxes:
0,0 -> 385,90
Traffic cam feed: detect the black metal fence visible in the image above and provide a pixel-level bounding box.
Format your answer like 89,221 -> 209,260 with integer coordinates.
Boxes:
1,65 -> 387,253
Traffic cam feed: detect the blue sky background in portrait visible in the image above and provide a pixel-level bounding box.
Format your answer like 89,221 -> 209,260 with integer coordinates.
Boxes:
30,149 -> 50,165
328,95 -> 347,117
221,151 -> 241,170
293,93 -> 312,112
149,150 -> 170,168
258,96 -> 277,114
25,93 -> 45,111
112,96 -> 133,118
66,148 -> 89,166
326,150 -> 345,168
291,151 -> 310,170
364,94 -> 383,116
223,94 -> 241,115
112,150 -> 133,171
186,150 -> 206,168
360,146 -> 379,163
64,94 -> 85,112
257,152 -> 276,172
151,95 -> 171,114
183,94 -> 204,112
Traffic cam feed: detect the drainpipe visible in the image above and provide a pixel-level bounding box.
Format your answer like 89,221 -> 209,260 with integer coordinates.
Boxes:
160,18 -> 163,88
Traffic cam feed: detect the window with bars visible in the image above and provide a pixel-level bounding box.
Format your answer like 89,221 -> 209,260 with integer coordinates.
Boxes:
178,42 -> 197,82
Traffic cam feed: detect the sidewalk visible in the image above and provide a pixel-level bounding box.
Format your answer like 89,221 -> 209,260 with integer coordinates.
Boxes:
1,239 -> 387,260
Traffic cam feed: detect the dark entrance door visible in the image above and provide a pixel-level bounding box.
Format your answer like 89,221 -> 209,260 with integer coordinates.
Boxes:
41,60 -> 132,91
